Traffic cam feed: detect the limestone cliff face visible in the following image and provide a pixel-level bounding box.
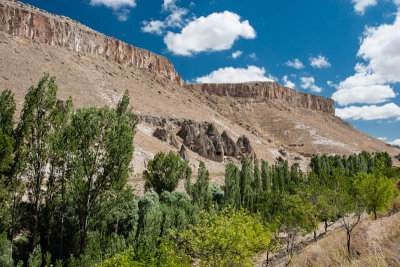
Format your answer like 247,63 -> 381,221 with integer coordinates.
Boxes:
0,0 -> 184,85
186,82 -> 335,115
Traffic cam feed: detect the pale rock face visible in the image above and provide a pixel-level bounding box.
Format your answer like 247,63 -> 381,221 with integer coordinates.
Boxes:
186,82 -> 335,114
0,0 -> 184,86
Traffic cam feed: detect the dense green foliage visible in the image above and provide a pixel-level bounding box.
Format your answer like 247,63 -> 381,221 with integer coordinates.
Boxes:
144,151 -> 191,195
159,208 -> 271,266
0,75 -> 399,266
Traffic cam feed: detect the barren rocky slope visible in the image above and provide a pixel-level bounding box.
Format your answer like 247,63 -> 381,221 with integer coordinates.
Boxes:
0,0 -> 398,191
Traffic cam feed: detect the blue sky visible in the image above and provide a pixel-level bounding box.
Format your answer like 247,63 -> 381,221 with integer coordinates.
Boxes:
20,0 -> 400,144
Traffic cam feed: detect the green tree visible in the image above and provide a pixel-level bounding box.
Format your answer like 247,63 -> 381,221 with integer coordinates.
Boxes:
261,160 -> 271,193
356,162 -> 396,220
223,163 -> 241,209
160,208 -> 271,266
0,232 -> 13,267
0,89 -> 15,181
333,173 -> 364,255
240,158 -> 254,210
135,193 -> 162,259
17,74 -> 58,251
192,161 -> 211,210
0,92 -> 15,236
144,151 -> 191,195
67,92 -> 137,255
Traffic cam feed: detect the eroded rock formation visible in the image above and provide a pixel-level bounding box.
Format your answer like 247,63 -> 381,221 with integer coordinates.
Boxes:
236,135 -> 256,161
0,0 -> 183,85
177,120 -> 225,162
153,127 -> 179,149
177,120 -> 256,162
186,82 -> 335,114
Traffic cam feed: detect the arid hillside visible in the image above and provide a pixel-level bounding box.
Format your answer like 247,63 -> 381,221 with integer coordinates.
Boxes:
0,0 -> 399,189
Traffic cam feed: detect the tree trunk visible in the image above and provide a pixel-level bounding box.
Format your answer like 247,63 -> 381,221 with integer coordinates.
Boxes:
347,231 -> 351,255
324,220 -> 328,233
115,218 -> 119,235
374,209 -> 377,220
313,229 -> 317,242
32,197 -> 40,252
266,251 -> 269,266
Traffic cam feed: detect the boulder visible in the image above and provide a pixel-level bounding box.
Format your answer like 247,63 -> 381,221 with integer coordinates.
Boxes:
153,127 -> 179,149
177,120 -> 224,162
177,120 -> 257,162
221,131 -> 242,157
237,135 -> 256,160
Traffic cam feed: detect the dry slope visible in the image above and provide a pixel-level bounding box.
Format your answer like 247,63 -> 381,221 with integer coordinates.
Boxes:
0,0 -> 399,190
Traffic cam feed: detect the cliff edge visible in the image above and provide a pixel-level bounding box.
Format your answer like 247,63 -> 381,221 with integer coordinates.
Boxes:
0,0 -> 184,85
186,82 -> 335,115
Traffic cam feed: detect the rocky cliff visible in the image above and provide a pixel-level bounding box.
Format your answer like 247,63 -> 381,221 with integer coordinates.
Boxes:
186,82 -> 335,115
0,0 -> 184,85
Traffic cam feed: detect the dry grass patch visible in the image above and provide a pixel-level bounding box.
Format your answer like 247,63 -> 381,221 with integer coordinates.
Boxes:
291,212 -> 400,267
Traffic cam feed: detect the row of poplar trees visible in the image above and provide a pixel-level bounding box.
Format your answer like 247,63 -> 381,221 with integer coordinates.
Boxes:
0,74 -> 140,265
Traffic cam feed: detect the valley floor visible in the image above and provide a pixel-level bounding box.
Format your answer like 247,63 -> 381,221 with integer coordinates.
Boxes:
256,203 -> 400,266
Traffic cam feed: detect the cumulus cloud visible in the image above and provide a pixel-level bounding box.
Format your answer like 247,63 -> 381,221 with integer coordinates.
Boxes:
90,0 -> 136,9
300,77 -> 322,93
90,0 -> 136,21
310,55 -> 331,68
352,0 -> 377,15
248,53 -> 257,59
283,75 -> 296,89
333,13 -> 400,106
142,8 -> 188,35
163,0 -> 177,11
388,139 -> 400,146
164,11 -> 256,56
335,103 -> 400,120
195,65 -> 275,84
285,58 -> 304,69
232,51 -> 243,59
142,20 -> 165,35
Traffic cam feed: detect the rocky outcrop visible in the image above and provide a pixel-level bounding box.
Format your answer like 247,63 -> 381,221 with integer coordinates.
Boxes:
236,135 -> 256,161
0,0 -> 183,85
177,120 -> 225,162
177,120 -> 257,162
153,127 -> 179,149
221,131 -> 242,158
186,82 -> 335,114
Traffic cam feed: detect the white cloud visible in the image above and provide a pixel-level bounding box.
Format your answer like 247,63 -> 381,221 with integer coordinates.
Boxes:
142,20 -> 165,35
164,11 -> 256,56
300,77 -> 322,93
163,0 -> 177,11
285,58 -> 304,69
336,103 -> 400,120
352,0 -> 377,15
283,75 -> 296,89
248,53 -> 257,59
90,0 -> 136,21
378,137 -> 400,146
115,9 -> 130,21
195,65 -> 275,84
142,8 -> 188,35
310,55 -> 331,68
333,12 -> 400,106
90,0 -> 136,9
232,51 -> 243,59
388,139 -> 400,146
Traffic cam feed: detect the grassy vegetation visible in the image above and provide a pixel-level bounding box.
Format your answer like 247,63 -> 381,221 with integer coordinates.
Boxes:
291,204 -> 400,266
